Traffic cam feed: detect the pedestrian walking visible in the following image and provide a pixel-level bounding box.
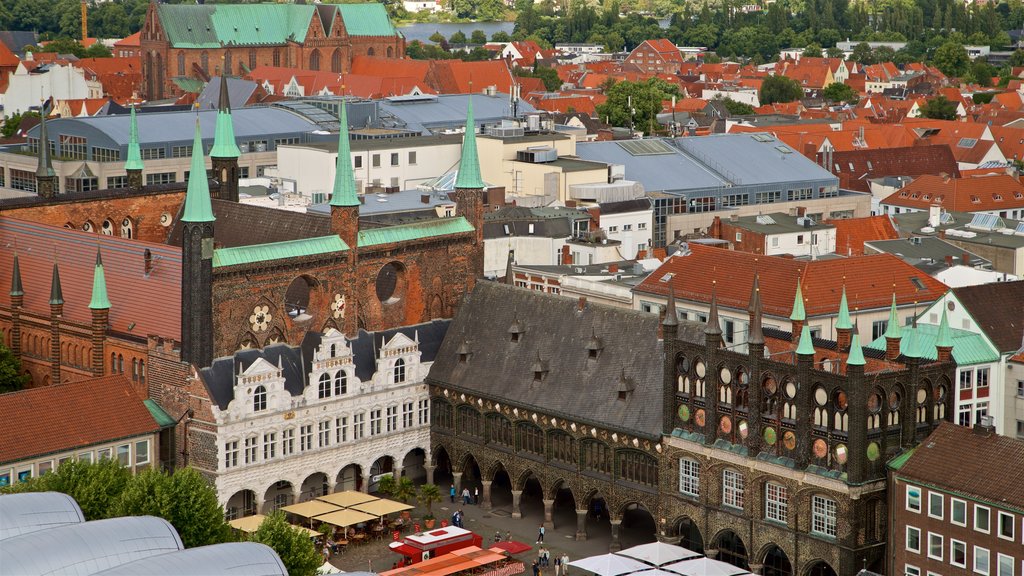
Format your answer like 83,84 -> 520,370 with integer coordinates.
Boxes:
536,524 -> 545,544
541,547 -> 550,567
561,554 -> 569,576
494,531 -> 502,543
505,530 -> 512,542
474,487 -> 479,504
554,555 -> 562,576
462,488 -> 471,505
322,544 -> 331,562
450,485 -> 456,503
532,561 -> 540,576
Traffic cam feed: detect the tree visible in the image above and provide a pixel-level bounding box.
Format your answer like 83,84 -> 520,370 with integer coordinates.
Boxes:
1,458 -> 131,521
759,74 -> 804,104
514,66 -> 561,91
873,45 -> 896,63
850,41 -> 874,63
719,97 -> 754,114
449,30 -> 467,44
491,31 -> 512,42
1010,49 -> 1024,68
470,30 -> 488,44
392,477 -> 417,504
0,343 -> 28,392
428,31 -> 447,44
803,43 -> 823,58
826,46 -> 845,58
595,77 -> 681,128
918,95 -> 958,120
417,483 -> 442,520
250,512 -> 322,576
115,467 -> 231,548
822,81 -> 858,103
933,41 -> 970,78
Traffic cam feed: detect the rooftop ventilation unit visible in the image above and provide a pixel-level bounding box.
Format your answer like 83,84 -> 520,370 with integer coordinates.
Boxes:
516,147 -> 558,163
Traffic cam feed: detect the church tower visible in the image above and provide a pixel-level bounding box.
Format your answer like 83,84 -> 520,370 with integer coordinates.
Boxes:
329,98 -> 361,335
35,110 -> 57,198
453,95 -> 485,274
210,73 -> 240,202
180,119 -> 216,368
125,105 -> 144,190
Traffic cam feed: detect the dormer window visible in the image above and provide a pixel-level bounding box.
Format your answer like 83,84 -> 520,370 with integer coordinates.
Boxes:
508,318 -> 525,343
254,385 -> 267,412
393,358 -> 406,384
531,354 -> 549,383
586,333 -> 604,360
617,371 -> 635,401
456,341 -> 472,364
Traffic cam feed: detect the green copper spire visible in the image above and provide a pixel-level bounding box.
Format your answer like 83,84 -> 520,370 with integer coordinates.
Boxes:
454,96 -> 485,190
10,252 -> 23,297
89,248 -> 111,310
36,110 -> 55,178
789,278 -> 806,321
181,119 -> 216,223
330,99 -> 360,207
124,105 -> 143,171
49,261 -> 63,306
796,323 -> 815,356
210,75 -> 240,159
936,306 -> 953,348
903,321 -> 923,359
847,323 -> 866,366
836,285 -> 852,330
883,294 -> 902,339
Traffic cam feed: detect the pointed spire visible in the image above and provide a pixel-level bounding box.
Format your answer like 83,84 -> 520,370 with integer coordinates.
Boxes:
903,319 -> 921,359
789,278 -> 806,321
454,95 -> 485,189
705,282 -> 722,336
35,109 -> 54,178
49,259 -> 63,306
89,247 -> 111,310
662,286 -> 678,327
883,293 -> 901,339
847,322 -> 866,366
181,119 -> 216,223
10,252 -> 23,297
124,105 -> 144,171
936,306 -> 953,348
747,273 -> 760,314
210,74 -> 240,159
330,99 -> 360,207
836,285 -> 852,330
748,275 -> 764,346
796,323 -> 815,356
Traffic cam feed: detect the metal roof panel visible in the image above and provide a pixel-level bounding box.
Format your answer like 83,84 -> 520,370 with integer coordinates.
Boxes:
357,216 -> 474,247
212,235 -> 349,268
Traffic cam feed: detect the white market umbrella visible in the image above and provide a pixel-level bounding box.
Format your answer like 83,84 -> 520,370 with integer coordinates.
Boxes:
663,557 -> 748,576
569,553 -> 651,576
617,542 -> 701,566
317,561 -> 343,574
632,569 -> 692,576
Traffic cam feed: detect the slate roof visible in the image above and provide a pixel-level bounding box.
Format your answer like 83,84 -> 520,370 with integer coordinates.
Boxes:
1,217 -> 182,340
891,422 -> 1024,511
864,237 -> 989,269
200,321 -> 449,410
427,282 -> 704,438
951,280 -> 1024,353
167,199 -> 330,248
0,375 -> 162,465
827,145 -> 960,193
599,198 -> 652,215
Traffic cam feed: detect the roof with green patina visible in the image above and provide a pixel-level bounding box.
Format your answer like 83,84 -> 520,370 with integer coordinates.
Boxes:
212,235 -> 348,268
358,217 -> 474,247
337,4 -> 398,37
866,323 -> 998,365
143,399 -> 176,429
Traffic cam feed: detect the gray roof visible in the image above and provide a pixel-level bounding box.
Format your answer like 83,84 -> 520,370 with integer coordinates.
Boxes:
671,133 -> 836,186
427,282 -> 704,438
92,542 -> 287,576
483,206 -> 591,239
600,198 -> 652,215
377,93 -> 537,134
0,492 -> 84,541
865,237 -> 990,269
725,212 -> 835,234
201,321 -> 450,411
195,77 -> 258,111
575,140 -> 724,192
0,516 -> 183,575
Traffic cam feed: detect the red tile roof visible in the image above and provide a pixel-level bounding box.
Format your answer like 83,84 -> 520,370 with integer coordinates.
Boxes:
826,215 -> 900,256
882,174 -> 1024,212
827,145 -> 960,193
634,243 -> 947,317
427,59 -> 513,94
0,40 -> 19,68
534,95 -> 597,115
0,374 -> 161,465
1,217 -> 182,340
114,31 -> 141,48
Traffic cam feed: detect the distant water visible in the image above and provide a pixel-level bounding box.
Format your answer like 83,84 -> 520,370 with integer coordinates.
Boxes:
398,21 -> 515,43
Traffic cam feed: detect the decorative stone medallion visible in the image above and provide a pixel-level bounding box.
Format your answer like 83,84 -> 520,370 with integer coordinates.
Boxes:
331,294 -> 346,319
249,305 -> 271,332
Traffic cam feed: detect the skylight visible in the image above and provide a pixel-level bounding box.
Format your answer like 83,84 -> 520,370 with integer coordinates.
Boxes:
756,214 -> 777,225
957,137 -> 978,148
617,139 -> 675,156
967,213 -> 1002,231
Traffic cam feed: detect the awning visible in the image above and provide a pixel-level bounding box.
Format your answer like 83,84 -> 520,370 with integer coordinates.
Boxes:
350,498 -> 415,517
228,514 -> 267,534
315,508 -> 378,528
282,500 -> 341,519
318,490 -> 379,508
489,541 -> 532,555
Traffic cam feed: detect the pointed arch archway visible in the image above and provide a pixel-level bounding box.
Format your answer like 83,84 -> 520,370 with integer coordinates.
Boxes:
549,479 -> 576,531
431,446 -> 453,488
761,544 -> 793,576
402,447 -> 427,484
674,516 -> 704,554
618,502 -> 656,549
712,529 -> 749,571
804,560 -> 838,576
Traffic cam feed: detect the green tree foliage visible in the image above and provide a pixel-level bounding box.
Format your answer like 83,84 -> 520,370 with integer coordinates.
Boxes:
449,30 -> 467,44
0,343 -> 29,393
470,30 -> 488,44
514,66 -> 562,91
970,59 -> 996,86
972,92 -> 995,104
933,41 -> 970,78
417,483 -> 442,519
873,45 -> 896,63
34,38 -> 111,58
825,47 -> 845,59
1,458 -> 131,521
1010,49 -> 1024,68
250,512 -> 322,576
918,95 -> 958,120
803,43 -> 823,58
759,75 -> 804,105
850,42 -> 874,64
822,81 -> 858,103
595,77 -> 681,128
491,31 -> 512,42
719,97 -> 754,114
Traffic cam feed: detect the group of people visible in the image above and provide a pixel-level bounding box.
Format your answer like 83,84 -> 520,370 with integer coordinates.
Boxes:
450,485 -> 481,505
532,551 -> 570,576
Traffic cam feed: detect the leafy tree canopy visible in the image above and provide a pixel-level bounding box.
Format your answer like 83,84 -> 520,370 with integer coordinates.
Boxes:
250,512 -> 322,576
919,95 -> 958,120
760,74 -> 804,105
933,41 -> 971,78
595,77 -> 681,129
0,343 -> 29,393
822,81 -> 858,103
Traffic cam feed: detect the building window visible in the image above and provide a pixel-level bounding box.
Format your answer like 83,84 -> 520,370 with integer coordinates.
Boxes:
976,504 -> 991,533
408,151 -> 417,165
812,495 -> 837,537
60,134 -> 87,159
171,145 -> 193,158
353,413 -> 365,440
244,436 -> 257,464
906,485 -> 921,512
951,539 -> 966,567
960,369 -> 973,389
354,156 -> 363,169
390,152 -> 399,166
334,371 -> 347,395
393,358 -> 406,383
318,373 -> 331,398
10,169 -> 37,193
300,424 -> 313,451
617,451 -> 657,485
106,176 -> 127,189
722,469 -> 744,509
996,553 -> 1014,576
402,401 -> 414,428
872,319 -> 888,340
336,417 -> 347,443
906,526 -> 920,553
65,175 -> 98,193
977,367 -> 990,388
927,532 -> 943,560
905,566 -> 920,576
141,147 -> 166,160
997,511 -> 1014,540
418,399 -> 429,425
146,172 -> 175,186
224,441 -> 239,468
92,147 -> 119,162
928,492 -> 943,519
974,546 -> 990,575
117,445 -> 131,466
253,385 -> 266,411
135,440 -> 149,466
678,458 -> 699,497
765,482 -> 788,523
518,423 -> 545,456
318,420 -> 331,447
263,432 -> 276,460
386,405 -> 398,432
950,498 -> 967,525
370,409 -> 382,436
281,428 -> 294,455
372,154 -> 381,168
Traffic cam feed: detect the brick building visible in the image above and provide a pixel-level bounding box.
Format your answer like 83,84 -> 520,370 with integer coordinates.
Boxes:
624,39 -> 684,75
139,2 -> 404,100
888,422 -> 1023,576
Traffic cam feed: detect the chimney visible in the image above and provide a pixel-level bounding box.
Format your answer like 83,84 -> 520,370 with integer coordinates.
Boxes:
885,334 -> 901,361
973,415 -> 996,436
797,206 -> 807,217
944,255 -> 954,267
961,252 -> 970,265
577,296 -> 587,311
421,194 -> 430,204
561,245 -> 572,265
938,230 -> 946,239
608,263 -> 618,273
928,205 -> 941,227
729,213 -> 739,222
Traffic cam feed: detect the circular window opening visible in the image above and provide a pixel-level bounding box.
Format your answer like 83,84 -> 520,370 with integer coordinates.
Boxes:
285,276 -> 316,321
375,262 -> 406,304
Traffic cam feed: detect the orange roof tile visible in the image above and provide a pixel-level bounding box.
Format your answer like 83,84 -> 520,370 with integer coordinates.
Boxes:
882,174 -> 1024,212
114,31 -> 141,48
635,243 -> 947,317
0,40 -> 18,68
826,215 -> 900,255
0,375 -> 161,465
